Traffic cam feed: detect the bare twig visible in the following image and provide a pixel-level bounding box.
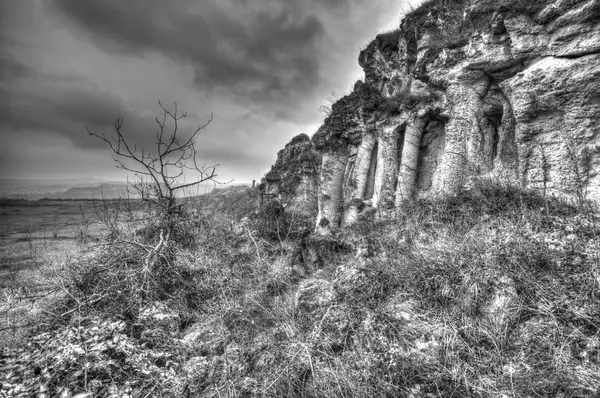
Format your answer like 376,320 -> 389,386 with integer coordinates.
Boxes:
87,101 -> 221,216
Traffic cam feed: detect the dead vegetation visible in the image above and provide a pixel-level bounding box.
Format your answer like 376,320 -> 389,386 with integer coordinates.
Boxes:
1,177 -> 598,397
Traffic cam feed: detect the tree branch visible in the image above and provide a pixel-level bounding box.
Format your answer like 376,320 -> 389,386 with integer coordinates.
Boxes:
87,101 -> 220,215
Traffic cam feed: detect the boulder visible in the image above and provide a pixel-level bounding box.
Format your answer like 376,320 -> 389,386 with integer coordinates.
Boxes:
294,279 -> 337,318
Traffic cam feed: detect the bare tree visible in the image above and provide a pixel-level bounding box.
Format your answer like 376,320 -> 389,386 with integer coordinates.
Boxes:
87,101 -> 219,216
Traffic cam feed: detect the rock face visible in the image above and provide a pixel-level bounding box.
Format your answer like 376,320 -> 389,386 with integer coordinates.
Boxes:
309,0 -> 600,232
259,133 -> 321,211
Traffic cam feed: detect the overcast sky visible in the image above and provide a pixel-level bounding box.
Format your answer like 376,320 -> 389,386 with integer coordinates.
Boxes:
0,0 -> 418,186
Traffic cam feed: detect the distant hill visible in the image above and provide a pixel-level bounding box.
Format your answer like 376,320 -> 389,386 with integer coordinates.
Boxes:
0,179 -> 252,202
0,178 -> 116,199
188,184 -> 255,217
0,182 -> 133,200
46,183 -> 134,200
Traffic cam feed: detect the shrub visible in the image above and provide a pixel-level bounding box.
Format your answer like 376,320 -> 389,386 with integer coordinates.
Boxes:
251,201 -> 314,243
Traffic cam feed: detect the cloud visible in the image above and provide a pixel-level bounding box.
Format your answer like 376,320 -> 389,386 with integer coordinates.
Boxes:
49,0 -> 327,119
0,54 -> 31,81
0,0 -> 406,182
0,67 -> 157,149
0,54 -> 264,181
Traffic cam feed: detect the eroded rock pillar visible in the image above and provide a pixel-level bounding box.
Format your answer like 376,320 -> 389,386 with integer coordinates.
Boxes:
315,151 -> 348,234
432,84 -> 481,193
344,133 -> 376,225
372,124 -> 399,212
396,117 -> 427,204
364,143 -> 378,200
493,94 -> 518,180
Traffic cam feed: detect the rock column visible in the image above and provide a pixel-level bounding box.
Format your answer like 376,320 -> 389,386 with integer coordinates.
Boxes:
372,124 -> 400,211
492,90 -> 519,181
432,84 -> 481,193
315,151 -> 348,234
396,117 -> 427,204
344,132 -> 376,225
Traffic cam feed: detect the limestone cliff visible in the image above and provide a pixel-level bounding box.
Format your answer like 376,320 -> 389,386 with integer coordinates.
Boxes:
311,0 -> 600,232
259,133 -> 321,211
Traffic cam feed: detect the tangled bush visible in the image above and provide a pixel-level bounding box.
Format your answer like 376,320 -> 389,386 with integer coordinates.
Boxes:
63,219 -> 195,323
136,207 -> 204,249
251,201 -> 314,242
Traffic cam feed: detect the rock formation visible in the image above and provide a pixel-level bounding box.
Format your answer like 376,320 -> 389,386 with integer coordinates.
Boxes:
310,0 -> 600,232
263,0 -> 600,233
259,133 -> 321,212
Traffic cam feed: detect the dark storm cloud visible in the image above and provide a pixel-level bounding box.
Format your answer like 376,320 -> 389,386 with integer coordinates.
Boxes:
50,0 -> 326,115
0,65 -> 157,149
0,0 -> 406,181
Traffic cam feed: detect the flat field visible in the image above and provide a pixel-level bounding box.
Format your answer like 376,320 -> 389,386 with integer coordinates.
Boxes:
0,199 -> 141,347
0,199 -> 106,280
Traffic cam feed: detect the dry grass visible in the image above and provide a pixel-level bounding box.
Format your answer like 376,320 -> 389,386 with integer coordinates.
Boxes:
1,182 -> 599,397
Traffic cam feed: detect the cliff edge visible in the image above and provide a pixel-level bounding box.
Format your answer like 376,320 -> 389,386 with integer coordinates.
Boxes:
259,133 -> 320,211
